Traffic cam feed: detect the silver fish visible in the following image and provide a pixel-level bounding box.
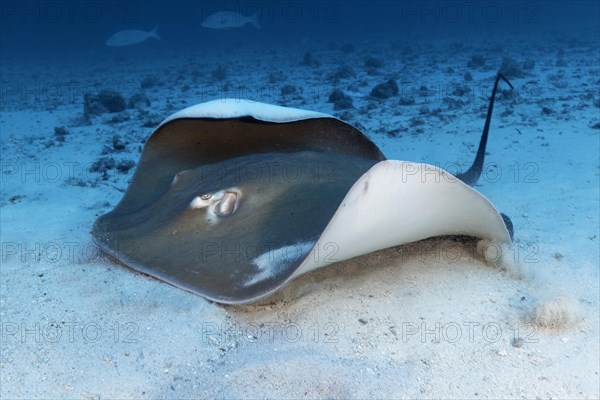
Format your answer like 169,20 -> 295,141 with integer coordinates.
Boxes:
105,26 -> 160,47
201,11 -> 260,29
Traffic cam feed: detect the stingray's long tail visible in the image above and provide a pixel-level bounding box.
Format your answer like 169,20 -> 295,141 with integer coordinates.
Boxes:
456,73 -> 513,186
457,73 -> 515,241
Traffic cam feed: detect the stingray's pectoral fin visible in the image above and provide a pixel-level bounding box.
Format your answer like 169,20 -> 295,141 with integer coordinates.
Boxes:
500,212 -> 514,241
245,241 -> 316,288
294,161 -> 513,276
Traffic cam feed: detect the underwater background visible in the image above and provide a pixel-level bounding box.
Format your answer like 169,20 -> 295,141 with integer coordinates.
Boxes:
2,1 -> 599,52
1,0 -> 599,398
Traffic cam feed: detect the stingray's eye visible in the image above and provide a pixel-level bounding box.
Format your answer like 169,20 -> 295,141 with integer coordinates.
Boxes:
200,194 -> 212,200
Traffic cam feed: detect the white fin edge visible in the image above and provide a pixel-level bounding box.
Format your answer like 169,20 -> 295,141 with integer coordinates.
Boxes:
294,160 -> 511,277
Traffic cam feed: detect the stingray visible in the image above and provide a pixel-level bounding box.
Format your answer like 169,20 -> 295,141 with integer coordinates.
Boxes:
92,74 -> 514,304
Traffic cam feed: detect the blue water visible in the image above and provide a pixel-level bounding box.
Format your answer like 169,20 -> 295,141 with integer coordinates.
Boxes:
2,1 -> 598,54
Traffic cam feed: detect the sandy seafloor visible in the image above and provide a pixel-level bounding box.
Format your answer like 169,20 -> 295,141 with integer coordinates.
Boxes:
1,25 -> 599,399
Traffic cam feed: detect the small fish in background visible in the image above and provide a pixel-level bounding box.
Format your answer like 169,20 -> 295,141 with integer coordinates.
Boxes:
105,26 -> 161,47
201,11 -> 260,29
